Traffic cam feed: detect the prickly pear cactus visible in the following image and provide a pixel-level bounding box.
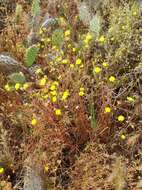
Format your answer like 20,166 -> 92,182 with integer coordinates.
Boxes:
25,45 -> 39,67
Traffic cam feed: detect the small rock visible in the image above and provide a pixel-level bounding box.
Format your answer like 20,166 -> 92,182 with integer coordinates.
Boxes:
23,166 -> 45,190
0,54 -> 23,75
0,54 -> 33,79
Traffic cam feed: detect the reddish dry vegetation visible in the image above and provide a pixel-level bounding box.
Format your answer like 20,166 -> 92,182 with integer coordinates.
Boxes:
0,0 -> 142,189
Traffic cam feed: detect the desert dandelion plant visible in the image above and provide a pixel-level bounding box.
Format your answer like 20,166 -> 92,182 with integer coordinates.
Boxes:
0,167 -> 4,174
31,118 -> 37,126
117,115 -> 125,122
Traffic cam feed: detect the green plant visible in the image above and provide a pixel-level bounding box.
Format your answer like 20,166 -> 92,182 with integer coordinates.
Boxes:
110,157 -> 127,190
89,14 -> 101,37
52,29 -> 64,47
25,45 -> 39,67
31,0 -> 40,17
8,72 -> 26,84
15,3 -> 23,23
78,2 -> 92,26
90,103 -> 97,130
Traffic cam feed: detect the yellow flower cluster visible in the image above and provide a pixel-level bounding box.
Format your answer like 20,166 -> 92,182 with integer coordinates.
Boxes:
84,33 -> 93,48
4,82 -> 30,92
0,167 -> 4,174
79,87 -> 85,96
104,106 -> 111,113
61,90 -> 70,101
35,68 -> 43,75
23,83 -> 30,90
15,83 -> 21,90
44,164 -> 49,172
55,109 -> 62,116
98,35 -> 106,43
4,84 -> 12,92
62,59 -> 69,64
64,29 -> 71,41
39,76 -> 47,86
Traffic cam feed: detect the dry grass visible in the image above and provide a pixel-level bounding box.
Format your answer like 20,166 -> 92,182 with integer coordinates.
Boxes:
0,0 -> 141,189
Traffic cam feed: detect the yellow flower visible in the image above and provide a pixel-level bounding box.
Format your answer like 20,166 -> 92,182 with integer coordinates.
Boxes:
109,76 -> 116,82
55,109 -> 62,116
80,87 -> 84,91
35,68 -> 43,75
126,96 -> 134,102
53,81 -> 59,86
121,26 -> 125,30
65,36 -> 70,41
79,91 -> 85,96
39,28 -> 43,35
117,115 -> 125,122
72,47 -> 76,52
98,35 -> 105,43
70,64 -> 75,68
104,107 -> 111,113
0,167 -> 4,174
120,134 -> 126,140
64,30 -> 71,37
52,45 -> 57,50
44,164 -> 49,172
61,90 -> 70,101
41,38 -> 45,42
76,58 -> 82,65
44,38 -> 51,43
15,83 -> 21,90
51,96 -> 57,103
42,94 -> 49,100
37,43 -> 41,48
86,33 -> 93,41
23,83 -> 30,90
94,67 -> 101,73
84,44 -> 89,49
41,45 -> 45,48
59,17 -> 66,26
68,44 -> 72,48
42,27 -> 46,32
80,64 -> 84,68
102,62 -> 109,67
31,118 -> 37,126
39,76 -> 47,86
50,85 -> 56,91
4,84 -> 11,92
61,50 -> 64,55
62,59 -> 69,64
50,90 -> 57,96
132,11 -> 137,16
84,38 -> 89,44
56,56 -> 62,62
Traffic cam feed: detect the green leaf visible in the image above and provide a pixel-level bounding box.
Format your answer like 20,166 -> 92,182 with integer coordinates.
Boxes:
90,103 -> 97,130
8,72 -> 26,84
78,2 -> 92,26
25,45 -> 39,67
89,15 -> 101,37
52,29 -> 64,48
31,0 -> 40,17
15,4 -> 23,23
